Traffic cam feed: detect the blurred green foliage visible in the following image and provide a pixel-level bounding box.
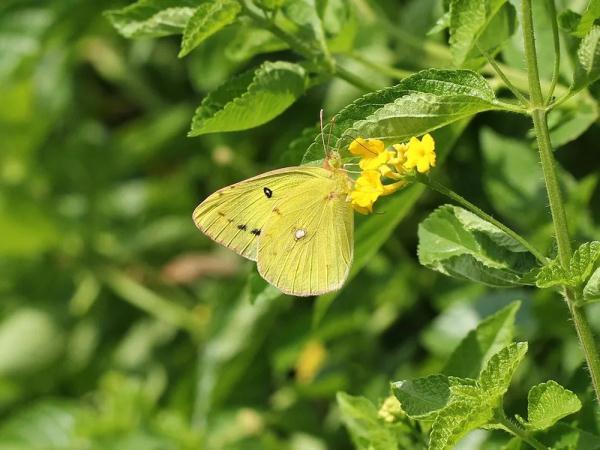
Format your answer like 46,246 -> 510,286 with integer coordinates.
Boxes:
0,0 -> 599,449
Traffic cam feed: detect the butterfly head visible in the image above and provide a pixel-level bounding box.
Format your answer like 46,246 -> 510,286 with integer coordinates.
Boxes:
324,150 -> 343,171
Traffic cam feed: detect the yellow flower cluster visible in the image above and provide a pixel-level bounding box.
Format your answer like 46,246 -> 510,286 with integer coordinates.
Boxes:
348,134 -> 436,214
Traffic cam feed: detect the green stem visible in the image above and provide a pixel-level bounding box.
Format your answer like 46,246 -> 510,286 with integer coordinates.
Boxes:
241,2 -> 377,91
476,43 -> 529,105
522,0 -> 600,404
495,408 -> 548,450
335,63 -> 380,91
343,52 -> 412,80
418,177 -> 547,264
102,268 -> 203,340
544,0 -> 561,105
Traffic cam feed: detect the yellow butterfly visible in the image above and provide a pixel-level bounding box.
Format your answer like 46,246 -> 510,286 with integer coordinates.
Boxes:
192,152 -> 354,297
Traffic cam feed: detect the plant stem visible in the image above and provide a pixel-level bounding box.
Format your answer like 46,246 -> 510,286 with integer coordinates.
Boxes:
418,176 -> 547,264
495,408 -> 548,450
343,52 -> 413,80
240,1 -> 380,91
544,0 -> 561,105
522,0 -> 600,403
476,43 -> 529,105
335,63 -> 381,91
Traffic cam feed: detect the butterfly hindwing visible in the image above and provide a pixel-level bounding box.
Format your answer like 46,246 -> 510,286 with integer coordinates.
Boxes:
257,170 -> 353,296
193,167 -> 335,261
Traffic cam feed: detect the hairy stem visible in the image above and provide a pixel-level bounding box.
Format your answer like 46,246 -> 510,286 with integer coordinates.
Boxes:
522,0 -> 600,403
544,0 -> 561,105
418,177 -> 547,264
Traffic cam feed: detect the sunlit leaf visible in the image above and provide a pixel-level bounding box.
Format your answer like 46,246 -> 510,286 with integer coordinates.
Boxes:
189,61 -> 306,135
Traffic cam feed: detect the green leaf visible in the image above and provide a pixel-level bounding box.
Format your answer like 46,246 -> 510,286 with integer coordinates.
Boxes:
547,92 -> 599,149
449,0 -> 515,68
178,0 -> 241,57
281,0 -> 330,61
536,241 -> 600,288
305,69 -> 497,161
418,205 -> 538,287
104,0 -> 198,38
479,342 -> 528,398
336,393 -> 398,450
584,267 -> 600,301
429,400 -> 493,450
0,308 -> 65,377
0,401 -> 79,449
573,25 -> 600,92
444,301 -> 520,378
225,24 -> 287,62
392,375 -> 450,420
479,128 -> 546,229
516,380 -> 581,431
560,0 -> 600,37
188,61 -> 306,136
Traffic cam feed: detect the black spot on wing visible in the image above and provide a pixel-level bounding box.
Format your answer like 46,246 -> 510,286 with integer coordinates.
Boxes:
263,187 -> 273,198
251,228 -> 261,236
237,224 -> 247,231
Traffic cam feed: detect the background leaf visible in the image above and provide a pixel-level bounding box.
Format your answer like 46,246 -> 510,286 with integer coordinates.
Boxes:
189,61 -> 306,135
178,0 -> 241,57
444,301 -> 520,378
105,0 -> 198,38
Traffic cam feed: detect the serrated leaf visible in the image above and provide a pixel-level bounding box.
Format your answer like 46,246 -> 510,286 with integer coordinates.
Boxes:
573,25 -> 600,91
418,205 -> 538,287
449,0 -> 514,68
304,69 -> 497,162
178,0 -> 241,57
536,241 -> 600,288
392,375 -> 450,420
105,0 -> 198,38
429,400 -> 494,450
569,241 -> 600,283
444,301 -> 520,378
479,342 -> 527,398
516,380 -> 581,431
336,393 -> 398,450
189,61 -> 306,136
584,267 -> 600,301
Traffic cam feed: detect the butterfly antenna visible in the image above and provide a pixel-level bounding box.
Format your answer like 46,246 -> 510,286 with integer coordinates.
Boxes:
326,115 -> 335,154
346,130 -> 378,156
320,109 -> 328,158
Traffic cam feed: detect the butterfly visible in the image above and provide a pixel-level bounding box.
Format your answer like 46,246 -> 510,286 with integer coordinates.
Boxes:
192,150 -> 354,297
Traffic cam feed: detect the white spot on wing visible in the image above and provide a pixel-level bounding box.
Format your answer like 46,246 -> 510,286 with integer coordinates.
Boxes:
294,228 -> 307,240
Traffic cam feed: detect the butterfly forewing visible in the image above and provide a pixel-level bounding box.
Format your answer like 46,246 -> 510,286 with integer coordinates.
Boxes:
193,167 -> 333,261
257,170 -> 353,296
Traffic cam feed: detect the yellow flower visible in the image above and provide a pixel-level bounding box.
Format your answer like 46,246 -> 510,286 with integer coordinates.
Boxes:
403,133 -> 436,173
378,395 -> 404,423
350,170 -> 384,214
295,339 -> 327,384
349,137 -> 391,170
